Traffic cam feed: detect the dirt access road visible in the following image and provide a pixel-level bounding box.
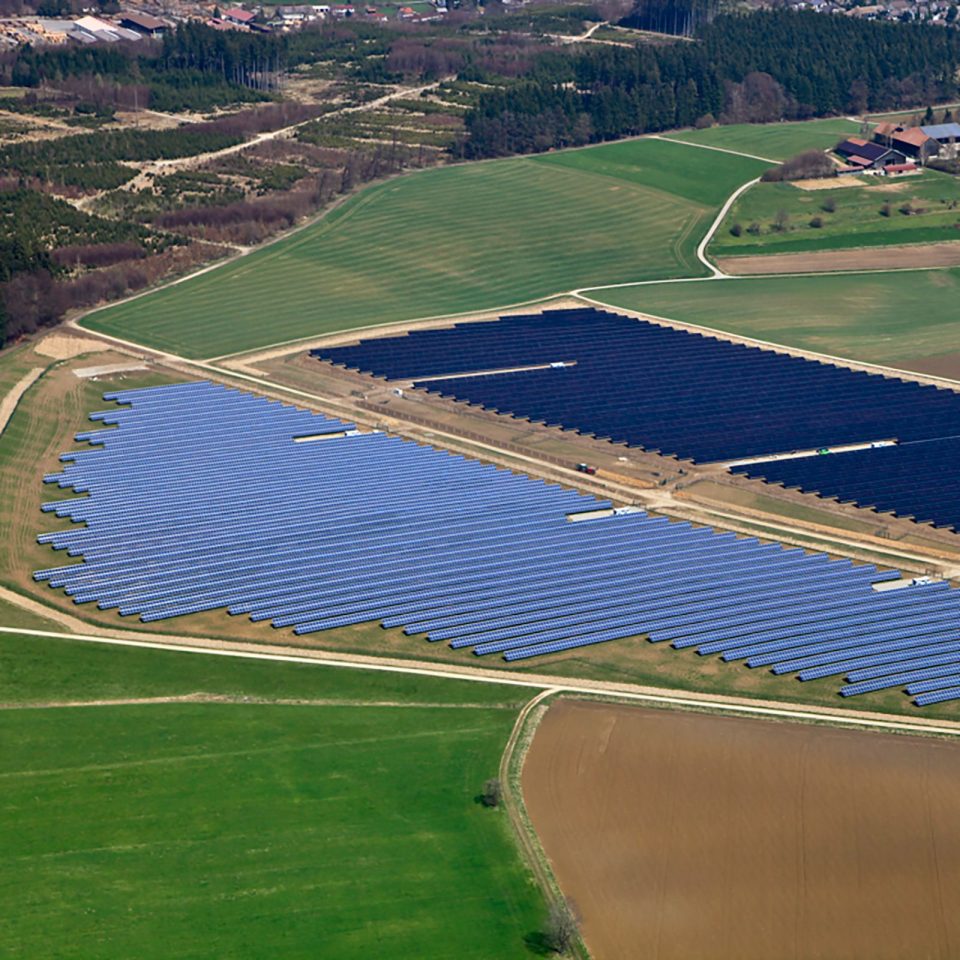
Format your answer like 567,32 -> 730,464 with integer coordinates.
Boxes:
117,81 -> 440,196
524,698 -> 960,960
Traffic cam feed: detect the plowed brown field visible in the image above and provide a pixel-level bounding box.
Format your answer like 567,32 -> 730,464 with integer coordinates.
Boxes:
715,241 -> 960,275
523,699 -> 960,960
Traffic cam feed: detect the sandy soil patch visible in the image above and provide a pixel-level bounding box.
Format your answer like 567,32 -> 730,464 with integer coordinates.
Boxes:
523,699 -> 960,960
34,334 -> 111,361
717,241 -> 960,275
73,361 -> 149,379
0,367 -> 43,434
792,176 -> 864,191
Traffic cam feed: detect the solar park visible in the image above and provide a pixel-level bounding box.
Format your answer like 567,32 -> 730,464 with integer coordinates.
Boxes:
733,438 -> 960,532
313,307 -> 960,463
315,306 -> 960,538
33,379 -> 960,708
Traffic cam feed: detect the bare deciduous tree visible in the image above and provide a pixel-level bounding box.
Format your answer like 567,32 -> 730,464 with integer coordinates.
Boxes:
545,897 -> 580,954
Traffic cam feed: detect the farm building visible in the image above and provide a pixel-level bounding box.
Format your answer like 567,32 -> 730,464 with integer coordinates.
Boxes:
223,7 -> 256,24
872,123 -> 939,161
883,162 -> 919,177
835,137 -> 908,169
119,11 -> 168,34
920,122 -> 960,144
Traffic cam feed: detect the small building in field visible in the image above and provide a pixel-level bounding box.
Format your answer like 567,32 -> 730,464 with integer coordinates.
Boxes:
835,137 -> 908,169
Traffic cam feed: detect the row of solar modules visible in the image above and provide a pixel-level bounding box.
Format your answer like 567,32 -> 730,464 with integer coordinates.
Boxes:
34,380 -> 960,708
732,436 -> 960,532
311,308 -> 960,463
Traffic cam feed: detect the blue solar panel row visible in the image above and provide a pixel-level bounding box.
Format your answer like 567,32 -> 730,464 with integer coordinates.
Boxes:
311,307 -> 960,464
732,436 -> 960,532
33,381 -> 960,709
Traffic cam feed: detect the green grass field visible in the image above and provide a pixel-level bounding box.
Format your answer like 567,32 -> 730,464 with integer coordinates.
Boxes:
667,118 -> 864,162
711,169 -> 960,256
589,268 -> 960,366
80,138 -> 767,358
0,631 -> 545,959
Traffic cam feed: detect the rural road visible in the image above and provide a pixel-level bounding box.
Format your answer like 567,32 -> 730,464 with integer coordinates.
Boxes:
5,624 -> 960,739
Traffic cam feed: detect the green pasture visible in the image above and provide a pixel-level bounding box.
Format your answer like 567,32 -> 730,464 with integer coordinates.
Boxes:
590,268 -> 960,366
80,138 -> 767,358
711,169 -> 960,256
0,631 -> 544,959
667,117 -> 864,162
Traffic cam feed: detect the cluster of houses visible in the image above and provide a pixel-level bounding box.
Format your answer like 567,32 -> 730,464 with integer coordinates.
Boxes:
0,0 -> 452,46
834,121 -> 960,174
786,0 -> 958,27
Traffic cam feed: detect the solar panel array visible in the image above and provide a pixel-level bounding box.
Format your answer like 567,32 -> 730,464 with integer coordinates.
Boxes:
311,307 -> 960,464
33,381 -> 960,708
732,436 -> 960,532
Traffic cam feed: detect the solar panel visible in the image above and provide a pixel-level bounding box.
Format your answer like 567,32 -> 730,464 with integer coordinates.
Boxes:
32,379 -> 960,710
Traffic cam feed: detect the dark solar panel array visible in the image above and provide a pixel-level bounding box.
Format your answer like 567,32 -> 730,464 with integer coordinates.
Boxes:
32,381 -> 960,707
312,308 -> 960,463
732,436 -> 960,531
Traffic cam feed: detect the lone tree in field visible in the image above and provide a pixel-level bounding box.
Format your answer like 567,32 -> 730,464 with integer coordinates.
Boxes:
545,897 -> 580,954
481,777 -> 502,808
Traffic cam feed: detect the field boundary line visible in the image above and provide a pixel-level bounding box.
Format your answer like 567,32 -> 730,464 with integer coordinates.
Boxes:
201,294 -> 573,362
5,625 -> 960,738
500,688 -> 591,960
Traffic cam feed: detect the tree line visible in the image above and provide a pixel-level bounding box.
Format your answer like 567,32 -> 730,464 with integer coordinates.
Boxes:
464,10 -> 960,156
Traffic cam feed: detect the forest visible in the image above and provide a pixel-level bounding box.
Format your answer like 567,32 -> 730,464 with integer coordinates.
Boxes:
464,10 -> 960,156
3,9 -> 960,344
